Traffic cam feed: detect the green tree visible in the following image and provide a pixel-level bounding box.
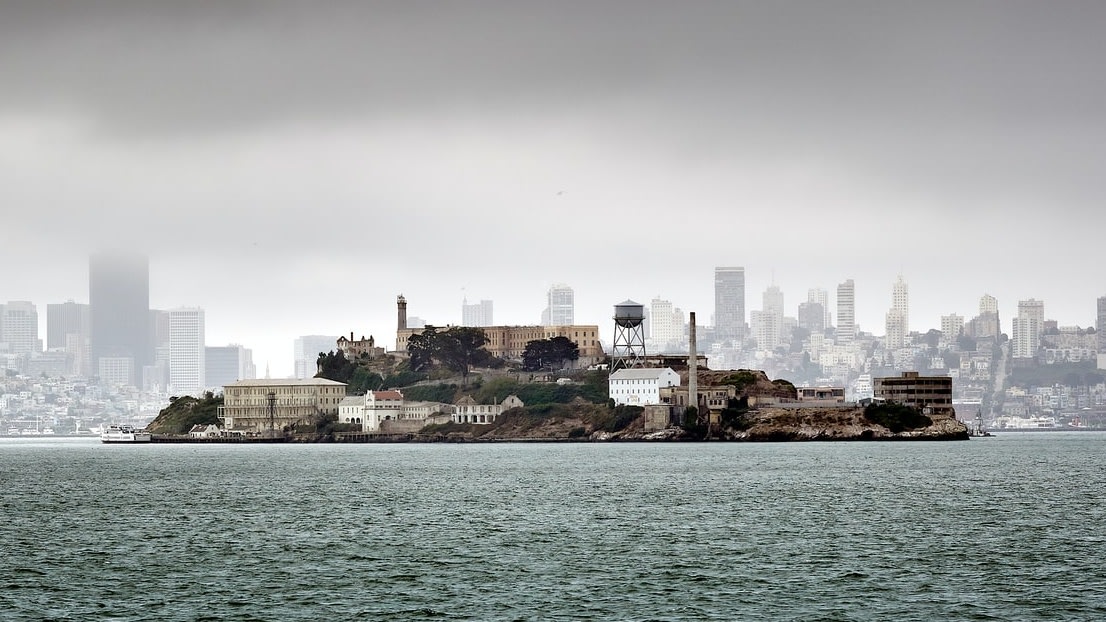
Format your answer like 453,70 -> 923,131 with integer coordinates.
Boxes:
407,326 -> 490,385
521,336 -> 580,371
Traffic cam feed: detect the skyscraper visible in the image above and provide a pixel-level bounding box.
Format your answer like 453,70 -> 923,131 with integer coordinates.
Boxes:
1012,299 -> 1044,359
206,344 -> 256,389
47,300 -> 89,350
543,284 -> 574,326
462,298 -> 494,327
89,253 -> 150,385
1098,296 -> 1106,352
714,267 -> 745,343
293,335 -> 340,378
1,301 -> 40,355
753,285 -> 784,351
168,307 -> 205,396
807,288 -> 831,329
941,314 -> 964,346
836,279 -> 856,343
892,275 -> 909,334
649,297 -> 683,352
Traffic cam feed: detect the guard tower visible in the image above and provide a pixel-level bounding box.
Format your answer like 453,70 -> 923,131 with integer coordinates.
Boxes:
611,300 -> 647,372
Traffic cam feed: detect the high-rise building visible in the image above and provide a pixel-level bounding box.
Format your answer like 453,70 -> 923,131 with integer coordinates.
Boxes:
206,344 -> 256,390
1012,299 -> 1044,359
543,284 -> 574,326
714,267 -> 745,343
979,294 -> 999,316
836,279 -> 856,343
941,314 -> 964,345
892,275 -> 909,334
89,253 -> 150,385
293,335 -> 340,378
753,285 -> 784,351
47,300 -> 89,350
966,294 -> 1001,339
1098,296 -> 1106,352
168,307 -> 205,396
797,301 -> 825,335
1,301 -> 40,355
462,299 -> 494,327
649,297 -> 684,352
807,288 -> 831,329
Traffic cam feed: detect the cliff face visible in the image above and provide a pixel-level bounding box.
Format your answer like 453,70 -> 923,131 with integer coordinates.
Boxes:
719,407 -> 969,441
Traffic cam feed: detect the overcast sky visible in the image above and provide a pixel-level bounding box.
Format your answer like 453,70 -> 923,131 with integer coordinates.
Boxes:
3,1 -> 1105,376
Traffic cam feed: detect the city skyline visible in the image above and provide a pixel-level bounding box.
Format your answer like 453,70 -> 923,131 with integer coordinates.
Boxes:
2,3 -> 1105,376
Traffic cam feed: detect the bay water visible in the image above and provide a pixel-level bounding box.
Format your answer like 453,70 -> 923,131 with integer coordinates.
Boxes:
2,434 -> 1105,621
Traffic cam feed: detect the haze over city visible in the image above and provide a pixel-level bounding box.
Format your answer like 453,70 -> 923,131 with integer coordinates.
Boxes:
3,2 -> 1105,377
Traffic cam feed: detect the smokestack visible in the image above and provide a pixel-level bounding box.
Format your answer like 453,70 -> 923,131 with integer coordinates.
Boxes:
689,312 -> 697,420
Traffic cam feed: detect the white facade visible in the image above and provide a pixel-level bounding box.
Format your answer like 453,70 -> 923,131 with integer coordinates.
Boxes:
836,280 -> 856,344
807,288 -> 831,330
169,307 -> 205,397
941,314 -> 964,346
885,309 -> 907,350
461,299 -> 494,327
649,297 -> 684,352
1,301 -> 40,355
1013,299 -> 1045,359
753,285 -> 784,352
543,284 -> 575,326
608,367 -> 681,406
891,275 -> 909,334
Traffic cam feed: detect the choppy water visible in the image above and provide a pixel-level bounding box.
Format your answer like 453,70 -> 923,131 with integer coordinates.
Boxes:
2,434 -> 1105,621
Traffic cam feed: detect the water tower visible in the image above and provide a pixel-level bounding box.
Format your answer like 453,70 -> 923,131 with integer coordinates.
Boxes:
611,300 -> 647,371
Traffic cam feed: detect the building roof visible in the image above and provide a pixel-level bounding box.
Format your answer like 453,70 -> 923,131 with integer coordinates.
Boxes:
609,367 -> 679,380
369,390 -> 404,400
338,396 -> 365,407
225,378 -> 347,387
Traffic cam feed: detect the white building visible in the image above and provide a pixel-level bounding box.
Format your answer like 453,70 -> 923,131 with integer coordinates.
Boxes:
608,367 -> 681,406
461,299 -> 494,327
452,394 -> 525,424
542,284 -> 575,326
1013,299 -> 1045,359
169,307 -> 205,397
293,335 -> 340,379
1,301 -> 40,355
836,279 -> 856,343
941,314 -> 964,346
649,297 -> 684,352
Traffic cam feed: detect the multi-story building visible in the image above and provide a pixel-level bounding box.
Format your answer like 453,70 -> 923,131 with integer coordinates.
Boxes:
1098,296 -> 1106,352
874,371 -> 954,417
220,378 -> 347,433
542,284 -> 574,326
1012,299 -> 1045,359
89,253 -> 150,386
461,299 -> 494,327
714,267 -> 745,343
752,285 -> 784,352
205,344 -> 255,390
396,296 -> 604,365
168,307 -> 205,397
47,301 -> 91,376
836,279 -> 856,343
293,335 -> 340,378
649,297 -> 683,352
608,367 -> 681,406
807,288 -> 831,330
941,314 -> 964,346
797,301 -> 825,335
1,301 -> 40,355
885,310 -> 907,350
892,275 -> 909,334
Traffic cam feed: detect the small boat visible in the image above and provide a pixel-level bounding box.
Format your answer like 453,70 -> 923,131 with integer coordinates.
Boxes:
968,411 -> 992,437
100,424 -> 152,443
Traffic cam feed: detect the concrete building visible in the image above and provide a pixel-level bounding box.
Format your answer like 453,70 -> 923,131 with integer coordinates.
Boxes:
1,301 -> 40,355
293,335 -> 340,379
168,307 -> 205,397
874,371 -> 954,417
1013,299 -> 1045,359
89,253 -> 149,386
462,299 -> 494,327
453,394 -> 525,424
797,301 -> 825,335
836,279 -> 856,344
807,288 -> 831,330
335,333 -> 385,361
205,344 -> 255,390
714,266 -> 746,343
395,297 -> 603,365
221,378 -> 347,433
885,310 -> 907,350
542,284 -> 575,326
609,367 -> 680,406
892,275 -> 909,334
753,285 -> 784,352
941,314 -> 964,346
649,297 -> 684,352
47,301 -> 91,377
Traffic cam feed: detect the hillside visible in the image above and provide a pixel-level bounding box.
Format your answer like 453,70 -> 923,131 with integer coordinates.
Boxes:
145,393 -> 223,434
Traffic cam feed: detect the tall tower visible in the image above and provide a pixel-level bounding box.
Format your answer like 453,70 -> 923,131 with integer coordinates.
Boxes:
1012,299 -> 1044,359
753,285 -> 784,351
1,301 -> 40,355
89,253 -> 150,386
543,284 -> 574,326
1098,296 -> 1106,352
462,298 -> 494,327
892,275 -> 909,334
836,279 -> 856,343
397,295 -> 408,331
168,307 -> 205,397
611,300 -> 647,371
714,267 -> 745,344
808,288 -> 830,329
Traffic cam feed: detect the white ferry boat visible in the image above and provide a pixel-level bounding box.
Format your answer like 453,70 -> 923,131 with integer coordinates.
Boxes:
100,424 -> 152,443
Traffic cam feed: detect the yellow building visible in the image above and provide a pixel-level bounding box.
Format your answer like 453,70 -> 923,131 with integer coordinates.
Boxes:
219,378 -> 347,433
